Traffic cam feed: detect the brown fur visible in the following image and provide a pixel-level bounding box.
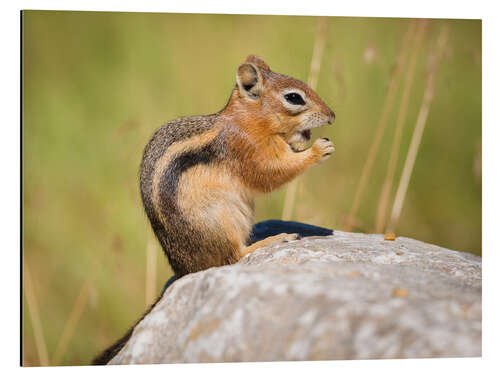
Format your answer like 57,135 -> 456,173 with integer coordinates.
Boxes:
93,55 -> 335,364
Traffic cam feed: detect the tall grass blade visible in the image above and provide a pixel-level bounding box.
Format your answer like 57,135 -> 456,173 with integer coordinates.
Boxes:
344,20 -> 416,231
374,19 -> 428,233
386,26 -> 449,233
51,273 -> 94,365
282,16 -> 329,220
23,262 -> 50,366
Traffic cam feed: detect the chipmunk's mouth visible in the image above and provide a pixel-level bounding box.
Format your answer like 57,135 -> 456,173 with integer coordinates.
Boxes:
301,129 -> 312,141
287,122 -> 329,152
287,129 -> 313,152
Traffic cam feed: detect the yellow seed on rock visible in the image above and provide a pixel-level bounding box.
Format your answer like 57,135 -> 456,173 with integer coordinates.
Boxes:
346,271 -> 360,278
392,287 -> 409,298
384,232 -> 396,241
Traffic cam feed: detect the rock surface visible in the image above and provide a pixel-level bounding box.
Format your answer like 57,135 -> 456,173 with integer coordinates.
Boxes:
110,231 -> 481,364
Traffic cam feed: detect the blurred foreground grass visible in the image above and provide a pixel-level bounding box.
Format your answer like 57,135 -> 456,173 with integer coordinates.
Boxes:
22,11 -> 481,366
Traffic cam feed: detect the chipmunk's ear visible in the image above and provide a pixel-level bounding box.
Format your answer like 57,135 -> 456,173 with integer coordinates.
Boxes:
236,62 -> 264,100
244,55 -> 271,72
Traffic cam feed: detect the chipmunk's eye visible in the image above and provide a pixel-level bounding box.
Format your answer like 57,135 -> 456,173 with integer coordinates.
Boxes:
284,92 -> 306,106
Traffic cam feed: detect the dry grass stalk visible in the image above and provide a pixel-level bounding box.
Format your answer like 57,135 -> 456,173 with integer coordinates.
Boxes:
51,273 -> 94,365
145,234 -> 158,306
307,17 -> 329,90
23,262 -> 50,366
386,26 -> 449,233
282,17 -> 329,221
343,20 -> 417,232
374,19 -> 428,233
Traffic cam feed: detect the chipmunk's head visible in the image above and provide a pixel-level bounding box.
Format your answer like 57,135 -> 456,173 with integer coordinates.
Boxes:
234,55 -> 335,151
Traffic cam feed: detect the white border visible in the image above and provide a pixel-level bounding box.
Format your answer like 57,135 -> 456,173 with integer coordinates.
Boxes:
7,0 -> 486,18
3,1 -> 498,374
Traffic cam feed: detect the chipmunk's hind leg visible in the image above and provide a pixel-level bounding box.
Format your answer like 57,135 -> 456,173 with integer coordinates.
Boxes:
240,233 -> 300,257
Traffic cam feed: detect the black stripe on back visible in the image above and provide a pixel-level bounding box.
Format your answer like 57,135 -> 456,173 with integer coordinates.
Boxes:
160,139 -> 222,200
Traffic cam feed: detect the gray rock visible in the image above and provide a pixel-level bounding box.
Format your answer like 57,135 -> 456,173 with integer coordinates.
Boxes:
109,231 -> 481,364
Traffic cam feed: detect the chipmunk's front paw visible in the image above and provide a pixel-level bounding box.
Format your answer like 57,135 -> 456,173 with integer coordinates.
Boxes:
274,232 -> 301,243
240,233 -> 301,257
312,137 -> 335,163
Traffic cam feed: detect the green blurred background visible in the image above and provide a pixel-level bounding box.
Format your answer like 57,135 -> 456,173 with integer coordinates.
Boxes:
22,11 -> 481,366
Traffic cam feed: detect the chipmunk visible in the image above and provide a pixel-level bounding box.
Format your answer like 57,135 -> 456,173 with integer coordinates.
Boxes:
140,54 -> 335,276
92,55 -> 335,364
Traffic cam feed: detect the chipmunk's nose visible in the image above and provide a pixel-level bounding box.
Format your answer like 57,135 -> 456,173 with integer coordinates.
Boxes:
327,109 -> 335,124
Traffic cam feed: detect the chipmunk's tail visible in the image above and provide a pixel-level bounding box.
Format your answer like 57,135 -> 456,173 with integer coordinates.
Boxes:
91,274 -> 179,365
